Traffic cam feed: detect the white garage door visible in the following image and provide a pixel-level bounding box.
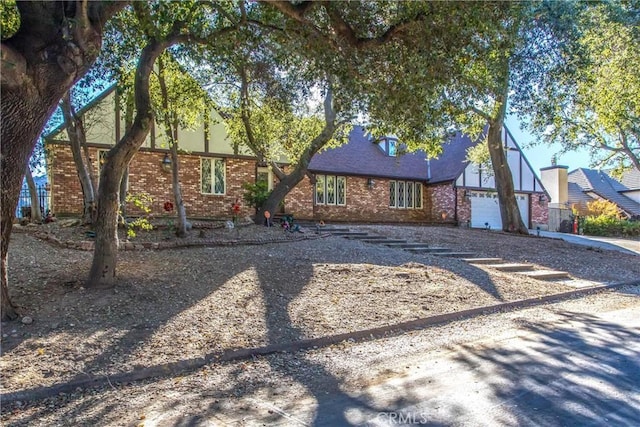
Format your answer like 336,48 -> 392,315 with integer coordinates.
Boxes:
470,192 -> 529,229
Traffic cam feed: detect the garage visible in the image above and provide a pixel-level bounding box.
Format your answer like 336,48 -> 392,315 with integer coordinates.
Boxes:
470,191 -> 529,229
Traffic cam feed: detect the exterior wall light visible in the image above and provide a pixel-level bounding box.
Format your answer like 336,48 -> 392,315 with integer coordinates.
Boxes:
161,153 -> 172,172
367,178 -> 374,189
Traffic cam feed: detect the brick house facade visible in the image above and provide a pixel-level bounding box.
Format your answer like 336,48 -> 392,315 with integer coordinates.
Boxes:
45,86 -> 549,228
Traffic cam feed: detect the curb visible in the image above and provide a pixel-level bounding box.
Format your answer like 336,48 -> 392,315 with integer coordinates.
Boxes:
2,279 -> 638,405
25,230 -> 332,252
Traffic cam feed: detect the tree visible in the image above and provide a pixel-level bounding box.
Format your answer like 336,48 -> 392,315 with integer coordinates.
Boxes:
23,164 -> 43,223
1,0 -> 127,320
525,2 -> 640,174
60,91 -> 99,224
155,54 -> 209,237
87,1 -> 239,288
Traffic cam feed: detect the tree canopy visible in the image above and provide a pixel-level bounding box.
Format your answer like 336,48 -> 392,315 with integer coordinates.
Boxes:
524,1 -> 640,174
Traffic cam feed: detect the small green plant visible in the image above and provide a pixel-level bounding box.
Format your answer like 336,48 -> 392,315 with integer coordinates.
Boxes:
242,181 -> 271,209
123,192 -> 154,239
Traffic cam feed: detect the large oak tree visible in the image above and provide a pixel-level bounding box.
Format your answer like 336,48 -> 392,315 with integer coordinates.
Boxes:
1,0 -> 127,320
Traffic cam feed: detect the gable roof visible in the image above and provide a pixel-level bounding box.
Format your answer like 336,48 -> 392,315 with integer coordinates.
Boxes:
427,132 -> 476,184
619,167 -> 640,191
308,126 -> 429,181
568,168 -> 640,217
309,126 -> 481,183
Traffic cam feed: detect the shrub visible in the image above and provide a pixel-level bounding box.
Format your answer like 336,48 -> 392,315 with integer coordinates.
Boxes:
586,199 -> 620,218
123,192 -> 154,239
242,181 -> 271,209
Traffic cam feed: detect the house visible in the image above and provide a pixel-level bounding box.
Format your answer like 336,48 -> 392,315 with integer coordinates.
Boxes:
286,126 -> 548,228
540,165 -> 640,231
45,85 -> 548,229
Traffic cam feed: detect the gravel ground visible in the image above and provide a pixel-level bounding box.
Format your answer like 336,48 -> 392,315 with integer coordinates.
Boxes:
1,222 -> 639,425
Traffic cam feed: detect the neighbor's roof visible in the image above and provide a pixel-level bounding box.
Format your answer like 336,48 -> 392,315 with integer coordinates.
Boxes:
619,167 -> 640,191
568,168 -> 640,217
309,126 -> 476,183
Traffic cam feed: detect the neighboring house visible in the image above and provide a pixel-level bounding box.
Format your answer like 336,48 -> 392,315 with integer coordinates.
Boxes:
568,168 -> 640,219
286,126 -> 548,229
541,165 -> 640,231
45,85 -> 548,228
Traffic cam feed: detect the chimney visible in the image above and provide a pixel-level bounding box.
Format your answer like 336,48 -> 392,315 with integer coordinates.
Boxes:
540,165 -> 568,207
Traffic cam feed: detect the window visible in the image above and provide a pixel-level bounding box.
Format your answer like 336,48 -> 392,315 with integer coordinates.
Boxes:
257,166 -> 273,190
201,158 -> 225,195
388,139 -> 397,156
389,181 -> 397,207
315,175 -> 346,206
389,180 -> 423,209
415,183 -> 423,208
336,176 -> 346,205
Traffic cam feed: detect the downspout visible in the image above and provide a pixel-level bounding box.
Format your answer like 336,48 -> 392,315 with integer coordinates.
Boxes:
454,183 -> 458,224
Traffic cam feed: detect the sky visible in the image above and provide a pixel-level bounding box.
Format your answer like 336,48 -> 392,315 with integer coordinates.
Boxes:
505,115 -> 591,175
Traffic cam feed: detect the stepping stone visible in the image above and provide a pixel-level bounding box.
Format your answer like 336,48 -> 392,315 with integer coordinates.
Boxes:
349,235 -> 387,240
406,247 -> 451,253
433,252 -> 476,258
331,231 -> 368,236
386,243 -> 431,248
489,263 -> 534,272
518,270 -> 570,280
362,239 -> 407,244
463,258 -> 504,264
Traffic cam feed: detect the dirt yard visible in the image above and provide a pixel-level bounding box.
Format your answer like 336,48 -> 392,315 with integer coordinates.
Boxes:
1,222 -> 638,424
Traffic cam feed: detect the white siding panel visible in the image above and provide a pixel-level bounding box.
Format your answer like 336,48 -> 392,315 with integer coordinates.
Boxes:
465,164 -> 480,187
507,150 -> 521,190
521,160 -> 535,191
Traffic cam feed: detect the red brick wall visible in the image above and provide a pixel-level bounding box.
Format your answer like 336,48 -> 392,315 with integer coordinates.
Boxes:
48,144 -> 257,219
425,183 -> 457,223
287,175 -> 428,223
531,198 -> 549,227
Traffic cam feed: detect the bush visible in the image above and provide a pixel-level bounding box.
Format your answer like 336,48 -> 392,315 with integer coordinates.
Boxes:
582,215 -> 639,237
242,181 -> 271,209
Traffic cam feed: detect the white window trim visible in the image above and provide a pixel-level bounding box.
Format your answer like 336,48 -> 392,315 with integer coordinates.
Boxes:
201,157 -> 226,195
314,174 -> 346,206
390,180 -> 423,210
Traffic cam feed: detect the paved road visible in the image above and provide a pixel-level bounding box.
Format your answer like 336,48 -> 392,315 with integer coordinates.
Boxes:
531,229 -> 640,255
213,293 -> 640,427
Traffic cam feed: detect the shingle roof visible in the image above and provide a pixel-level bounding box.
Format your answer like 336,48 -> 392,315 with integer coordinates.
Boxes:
620,167 -> 640,191
426,133 -> 476,184
308,126 -> 429,181
309,126 -> 476,183
568,168 -> 640,217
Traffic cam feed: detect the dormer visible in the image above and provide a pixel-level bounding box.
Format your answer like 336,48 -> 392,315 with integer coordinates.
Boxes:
377,136 -> 399,156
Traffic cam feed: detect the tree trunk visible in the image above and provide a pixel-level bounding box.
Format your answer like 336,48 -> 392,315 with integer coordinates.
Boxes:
119,167 -> 128,222
487,121 -> 529,234
24,165 -> 43,223
87,32 -> 184,288
170,140 -> 188,237
0,1 -> 127,320
62,92 -> 97,224
157,58 -> 188,237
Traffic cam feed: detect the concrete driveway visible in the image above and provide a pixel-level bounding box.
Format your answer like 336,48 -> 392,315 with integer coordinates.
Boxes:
532,230 -> 640,256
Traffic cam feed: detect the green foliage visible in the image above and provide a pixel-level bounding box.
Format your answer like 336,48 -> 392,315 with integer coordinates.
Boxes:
242,181 -> 271,209
580,198 -> 638,237
586,199 -> 620,219
124,193 -> 154,239
0,0 -> 19,40
525,2 -> 640,171
583,216 -> 639,237
466,141 -> 493,177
